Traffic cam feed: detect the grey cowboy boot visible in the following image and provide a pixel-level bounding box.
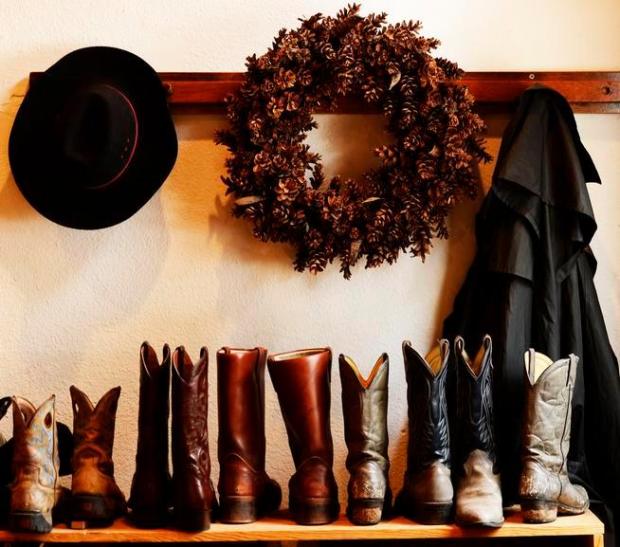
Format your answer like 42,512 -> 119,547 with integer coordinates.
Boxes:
519,349 -> 589,523
339,353 -> 391,525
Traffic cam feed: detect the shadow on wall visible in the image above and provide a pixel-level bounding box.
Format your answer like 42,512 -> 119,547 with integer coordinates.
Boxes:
0,83 -> 169,385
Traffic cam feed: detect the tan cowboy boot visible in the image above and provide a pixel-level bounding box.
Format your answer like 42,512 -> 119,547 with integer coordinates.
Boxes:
9,396 -> 65,533
519,350 -> 589,523
69,386 -> 126,528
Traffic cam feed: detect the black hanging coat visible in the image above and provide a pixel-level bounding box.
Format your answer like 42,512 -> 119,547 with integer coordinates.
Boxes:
443,86 -> 620,546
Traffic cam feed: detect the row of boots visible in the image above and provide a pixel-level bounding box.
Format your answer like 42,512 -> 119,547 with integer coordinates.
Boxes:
3,335 -> 588,533
129,335 -> 588,530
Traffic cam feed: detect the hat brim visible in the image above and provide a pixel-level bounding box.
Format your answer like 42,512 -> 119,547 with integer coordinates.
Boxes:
9,46 -> 178,229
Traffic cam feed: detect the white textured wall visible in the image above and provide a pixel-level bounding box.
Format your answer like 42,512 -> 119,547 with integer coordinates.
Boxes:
0,0 -> 618,505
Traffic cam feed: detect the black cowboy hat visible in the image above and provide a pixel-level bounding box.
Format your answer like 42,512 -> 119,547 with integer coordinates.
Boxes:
9,46 -> 177,229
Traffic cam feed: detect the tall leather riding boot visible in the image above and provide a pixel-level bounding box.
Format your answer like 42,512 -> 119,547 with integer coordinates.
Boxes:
454,335 -> 503,527
397,339 -> 453,524
340,353 -> 391,525
9,396 -> 64,533
217,347 -> 281,523
171,346 -> 217,531
69,386 -> 126,528
519,350 -> 589,523
128,342 -> 172,527
268,348 -> 339,525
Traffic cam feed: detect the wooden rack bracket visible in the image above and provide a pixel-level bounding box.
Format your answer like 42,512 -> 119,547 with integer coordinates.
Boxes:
29,71 -> 620,113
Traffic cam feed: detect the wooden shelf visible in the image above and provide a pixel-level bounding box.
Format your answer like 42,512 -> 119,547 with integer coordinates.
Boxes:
29,71 -> 620,113
0,510 -> 604,543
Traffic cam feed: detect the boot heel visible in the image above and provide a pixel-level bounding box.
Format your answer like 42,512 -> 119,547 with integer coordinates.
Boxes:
522,499 -> 558,523
348,501 -> 384,526
412,502 -> 453,524
69,495 -> 114,528
219,496 -> 257,524
9,510 -> 53,533
291,499 -> 340,525
174,509 -> 212,531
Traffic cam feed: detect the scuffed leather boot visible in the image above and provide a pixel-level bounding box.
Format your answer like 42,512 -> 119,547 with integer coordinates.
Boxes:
217,347 -> 281,523
519,350 -> 589,523
454,335 -> 503,527
69,386 -> 126,528
340,353 -> 391,525
128,342 -> 172,527
9,396 -> 65,533
397,340 -> 453,524
268,348 -> 339,525
171,346 -> 217,531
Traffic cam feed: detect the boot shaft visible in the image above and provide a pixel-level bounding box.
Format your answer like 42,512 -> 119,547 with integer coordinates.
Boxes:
455,335 -> 496,464
171,346 -> 211,479
217,347 -> 266,471
522,350 -> 578,474
70,386 -> 120,476
339,353 -> 389,472
402,340 -> 450,471
268,348 -> 333,467
136,342 -> 170,465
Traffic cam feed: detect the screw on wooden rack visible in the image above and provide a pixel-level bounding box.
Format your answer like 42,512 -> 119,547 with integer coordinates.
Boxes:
601,85 -> 613,96
529,73 -> 536,80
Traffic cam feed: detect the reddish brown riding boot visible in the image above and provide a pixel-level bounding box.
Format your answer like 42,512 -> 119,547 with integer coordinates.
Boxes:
217,347 -> 281,523
268,348 -> 339,525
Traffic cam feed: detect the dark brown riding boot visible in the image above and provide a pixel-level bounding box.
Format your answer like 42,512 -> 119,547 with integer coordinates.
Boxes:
340,353 -> 391,525
454,335 -> 503,527
268,348 -> 339,525
519,350 -> 588,523
128,342 -> 172,527
69,386 -> 126,528
397,340 -> 453,524
217,347 -> 281,523
171,346 -> 217,531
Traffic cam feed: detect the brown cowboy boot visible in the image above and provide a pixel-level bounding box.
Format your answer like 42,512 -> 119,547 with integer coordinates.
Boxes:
171,346 -> 217,531
397,340 -> 453,524
217,347 -> 281,523
454,335 -> 503,527
268,348 -> 339,525
9,396 -> 66,533
128,342 -> 172,527
340,353 -> 391,525
519,350 -> 589,523
69,386 -> 126,528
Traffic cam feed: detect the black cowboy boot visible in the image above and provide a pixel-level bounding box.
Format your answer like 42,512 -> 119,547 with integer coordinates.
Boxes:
397,339 -> 453,524
454,335 -> 503,527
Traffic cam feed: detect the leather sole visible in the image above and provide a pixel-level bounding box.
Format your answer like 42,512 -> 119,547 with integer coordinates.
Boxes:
289,497 -> 340,525
9,510 -> 53,533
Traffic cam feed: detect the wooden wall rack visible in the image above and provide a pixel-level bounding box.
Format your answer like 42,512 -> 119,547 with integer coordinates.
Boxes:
29,71 -> 620,113
0,510 -> 604,544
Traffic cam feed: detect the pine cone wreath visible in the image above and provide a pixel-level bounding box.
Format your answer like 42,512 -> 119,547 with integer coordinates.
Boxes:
216,4 -> 491,278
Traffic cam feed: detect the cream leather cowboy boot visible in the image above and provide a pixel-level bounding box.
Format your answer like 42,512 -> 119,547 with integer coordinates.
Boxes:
69,386 -> 126,528
9,396 -> 65,533
519,350 -> 589,523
